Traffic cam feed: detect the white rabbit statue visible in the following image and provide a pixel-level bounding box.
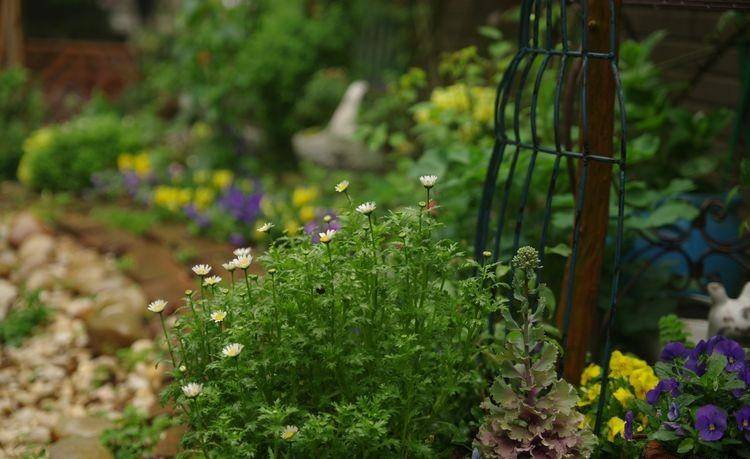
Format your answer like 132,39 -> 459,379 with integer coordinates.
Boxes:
707,281 -> 750,340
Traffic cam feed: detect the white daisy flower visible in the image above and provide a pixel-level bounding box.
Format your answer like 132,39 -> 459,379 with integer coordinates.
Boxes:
233,247 -> 252,257
334,180 -> 349,193
210,310 -> 227,323
257,222 -> 274,233
203,275 -> 222,286
318,229 -> 336,244
419,174 -> 438,188
222,342 -> 244,357
192,264 -> 212,276
233,255 -> 252,269
147,299 -> 168,313
281,425 -> 299,441
356,202 -> 376,215
181,382 -> 203,398
222,261 -> 237,271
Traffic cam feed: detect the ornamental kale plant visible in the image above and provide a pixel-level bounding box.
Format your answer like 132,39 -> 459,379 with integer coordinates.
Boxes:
636,336 -> 750,458
474,247 -> 596,459
159,178 -> 500,457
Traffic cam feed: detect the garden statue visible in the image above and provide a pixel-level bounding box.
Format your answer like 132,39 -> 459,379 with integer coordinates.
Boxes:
292,80 -> 383,170
707,281 -> 750,342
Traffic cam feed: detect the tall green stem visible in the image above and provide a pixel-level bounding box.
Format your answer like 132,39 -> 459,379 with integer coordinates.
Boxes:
159,312 -> 176,368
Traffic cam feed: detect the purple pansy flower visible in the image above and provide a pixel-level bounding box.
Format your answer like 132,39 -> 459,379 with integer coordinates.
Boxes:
713,339 -> 746,373
734,406 -> 750,441
624,411 -> 634,440
661,342 -> 689,362
668,402 -> 680,422
686,341 -> 708,376
647,378 -> 680,405
123,171 -> 141,197
183,204 -> 210,229
694,405 -> 727,442
706,335 -> 728,354
218,186 -> 262,225
663,421 -> 685,436
229,232 -> 246,246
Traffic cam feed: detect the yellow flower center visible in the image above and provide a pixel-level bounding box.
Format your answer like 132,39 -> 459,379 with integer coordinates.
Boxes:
709,424 -> 715,431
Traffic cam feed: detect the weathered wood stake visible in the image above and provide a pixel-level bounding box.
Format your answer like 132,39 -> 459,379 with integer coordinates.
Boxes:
557,0 -> 620,383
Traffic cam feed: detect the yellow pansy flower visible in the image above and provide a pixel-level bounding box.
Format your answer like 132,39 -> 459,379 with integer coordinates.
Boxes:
118,153 -> 134,172
609,350 -> 649,379
292,186 -> 318,207
193,187 -> 216,210
284,220 -> 300,236
613,387 -> 634,406
580,364 -> 602,386
154,186 -> 192,212
212,169 -> 234,189
607,416 -> 625,441
629,367 -> 659,400
577,383 -> 601,407
299,206 -> 316,222
133,152 -> 151,177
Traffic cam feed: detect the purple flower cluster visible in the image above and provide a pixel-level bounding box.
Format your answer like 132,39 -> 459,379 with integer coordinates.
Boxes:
184,204 -> 210,229
652,336 -> 750,444
304,211 -> 341,244
660,335 -> 747,378
218,186 -> 263,225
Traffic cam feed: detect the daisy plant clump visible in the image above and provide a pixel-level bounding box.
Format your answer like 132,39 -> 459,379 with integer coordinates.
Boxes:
474,246 -> 596,459
576,350 -> 659,457
163,178 -> 502,457
633,336 -> 750,458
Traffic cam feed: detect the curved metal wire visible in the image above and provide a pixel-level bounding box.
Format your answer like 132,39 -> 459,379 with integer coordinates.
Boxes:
474,0 -> 627,434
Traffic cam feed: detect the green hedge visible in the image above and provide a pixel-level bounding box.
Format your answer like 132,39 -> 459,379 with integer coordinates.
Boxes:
18,113 -> 152,191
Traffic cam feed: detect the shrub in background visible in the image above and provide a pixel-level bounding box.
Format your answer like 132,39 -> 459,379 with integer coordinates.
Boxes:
161,179 -> 500,457
18,112 -> 156,191
0,68 -> 44,180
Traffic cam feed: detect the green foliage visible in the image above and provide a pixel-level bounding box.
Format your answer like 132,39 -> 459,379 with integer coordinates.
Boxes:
658,314 -> 690,347
143,0 -> 353,163
101,406 -> 176,459
475,246 -> 595,458
18,112 -> 157,192
166,187 -> 501,457
0,68 -> 44,180
0,290 -> 50,346
291,69 -> 349,131
91,207 -> 160,236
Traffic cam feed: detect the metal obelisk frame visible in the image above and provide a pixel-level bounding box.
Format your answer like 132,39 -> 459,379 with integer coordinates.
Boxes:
474,0 -> 627,434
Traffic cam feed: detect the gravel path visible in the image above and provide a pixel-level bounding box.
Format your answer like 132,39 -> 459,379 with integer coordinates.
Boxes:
0,212 -> 166,458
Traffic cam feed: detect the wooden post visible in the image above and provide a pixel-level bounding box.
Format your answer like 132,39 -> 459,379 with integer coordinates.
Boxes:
0,0 -> 24,68
557,0 -> 620,383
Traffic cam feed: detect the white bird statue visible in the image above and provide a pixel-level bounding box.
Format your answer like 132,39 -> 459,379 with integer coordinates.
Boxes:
707,281 -> 750,341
